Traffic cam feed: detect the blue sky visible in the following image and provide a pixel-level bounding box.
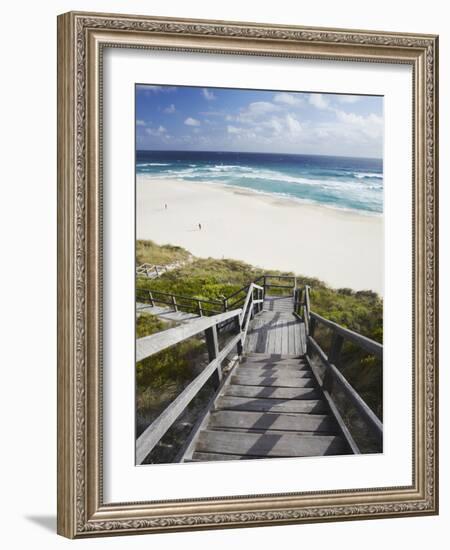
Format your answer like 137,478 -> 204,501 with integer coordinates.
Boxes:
136,84 -> 383,158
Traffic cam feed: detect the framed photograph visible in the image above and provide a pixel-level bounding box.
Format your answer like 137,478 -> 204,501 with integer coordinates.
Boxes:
57,11 -> 439,538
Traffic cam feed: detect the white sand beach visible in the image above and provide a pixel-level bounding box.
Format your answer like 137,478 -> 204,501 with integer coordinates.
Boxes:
137,177 -> 384,295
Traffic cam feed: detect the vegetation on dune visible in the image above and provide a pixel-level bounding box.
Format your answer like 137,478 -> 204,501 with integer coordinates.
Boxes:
136,239 -> 191,266
136,240 -> 382,344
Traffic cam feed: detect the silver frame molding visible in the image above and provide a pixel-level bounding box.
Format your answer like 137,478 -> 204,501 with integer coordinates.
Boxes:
57,11 -> 439,538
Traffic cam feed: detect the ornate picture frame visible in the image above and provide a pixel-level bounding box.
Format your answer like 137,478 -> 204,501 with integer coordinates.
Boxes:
57,11 -> 438,538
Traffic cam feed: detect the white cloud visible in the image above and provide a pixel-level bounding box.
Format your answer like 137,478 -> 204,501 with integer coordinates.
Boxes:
227,125 -> 242,134
334,110 -> 383,139
247,101 -> 279,115
163,104 -> 176,114
273,92 -> 303,106
224,112 -> 302,147
308,93 -> 330,110
336,95 -> 361,104
285,114 -> 303,136
202,88 -> 216,101
136,119 -> 146,126
145,125 -> 167,136
235,101 -> 280,123
184,117 -> 201,127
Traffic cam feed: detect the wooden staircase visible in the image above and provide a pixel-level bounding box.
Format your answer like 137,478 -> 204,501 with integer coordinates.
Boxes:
182,352 -> 350,461
136,278 -> 383,464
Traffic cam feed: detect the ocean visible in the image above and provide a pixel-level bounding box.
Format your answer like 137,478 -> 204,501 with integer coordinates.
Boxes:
136,150 -> 383,215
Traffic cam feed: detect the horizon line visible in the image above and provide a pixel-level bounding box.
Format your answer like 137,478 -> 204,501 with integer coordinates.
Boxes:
135,149 -> 383,161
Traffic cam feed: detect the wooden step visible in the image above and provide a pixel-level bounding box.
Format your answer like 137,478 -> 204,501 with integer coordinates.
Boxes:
243,360 -> 307,367
243,355 -> 305,362
189,452 -> 263,462
209,410 -> 337,433
216,396 -> 328,414
236,366 -> 312,377
245,351 -> 304,360
211,427 -> 341,437
222,384 -> 320,400
241,359 -> 308,368
196,430 -> 347,457
237,367 -> 311,377
231,374 -> 315,388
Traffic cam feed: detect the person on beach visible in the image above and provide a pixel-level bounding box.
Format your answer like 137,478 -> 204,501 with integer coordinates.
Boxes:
164,203 -> 167,210
198,223 -> 202,231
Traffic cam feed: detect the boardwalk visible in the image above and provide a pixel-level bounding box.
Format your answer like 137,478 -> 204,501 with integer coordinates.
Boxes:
245,295 -> 307,355
180,294 -> 349,461
136,278 -> 383,464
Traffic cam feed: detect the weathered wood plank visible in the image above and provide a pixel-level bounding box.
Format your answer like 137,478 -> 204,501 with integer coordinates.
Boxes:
136,308 -> 241,361
190,452 -> 263,462
243,354 -> 305,361
222,384 -> 320,400
197,430 -> 347,457
209,410 -> 337,433
243,358 -> 307,367
230,375 -> 315,388
288,318 -> 296,355
300,323 -> 307,354
234,370 -> 313,380
238,365 -> 310,375
216,396 -> 328,414
281,319 -> 288,355
242,355 -> 307,364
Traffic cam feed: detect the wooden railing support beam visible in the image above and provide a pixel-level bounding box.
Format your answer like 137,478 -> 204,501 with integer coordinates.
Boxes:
205,325 -> 221,387
328,333 -> 344,368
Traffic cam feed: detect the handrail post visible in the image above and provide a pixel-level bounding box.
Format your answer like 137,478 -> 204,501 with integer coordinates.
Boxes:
205,324 -> 221,387
328,332 -> 344,368
223,298 -> 228,312
148,290 -> 154,307
155,265 -> 159,277
235,315 -> 243,356
263,275 -> 266,298
197,300 -> 203,317
250,294 -> 255,320
295,288 -> 302,315
172,295 -> 178,312
309,316 -> 316,337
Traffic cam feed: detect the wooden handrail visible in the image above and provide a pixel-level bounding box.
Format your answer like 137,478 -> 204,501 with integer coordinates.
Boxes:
308,336 -> 383,443
226,285 -> 250,301
298,284 -> 383,443
136,287 -> 223,306
309,311 -> 382,358
136,330 -> 242,464
137,309 -> 241,362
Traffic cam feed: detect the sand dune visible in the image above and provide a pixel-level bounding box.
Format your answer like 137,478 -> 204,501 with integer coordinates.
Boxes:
137,177 -> 384,295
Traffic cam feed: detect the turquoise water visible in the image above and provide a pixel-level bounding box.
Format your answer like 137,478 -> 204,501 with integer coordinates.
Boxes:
136,150 -> 383,214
